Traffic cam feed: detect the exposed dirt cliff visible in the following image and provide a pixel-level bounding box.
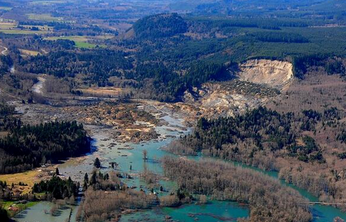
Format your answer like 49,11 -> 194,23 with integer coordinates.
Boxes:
238,59 -> 294,90
182,59 -> 293,118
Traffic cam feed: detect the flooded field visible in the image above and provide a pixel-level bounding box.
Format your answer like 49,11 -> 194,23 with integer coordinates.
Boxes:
12,105 -> 346,222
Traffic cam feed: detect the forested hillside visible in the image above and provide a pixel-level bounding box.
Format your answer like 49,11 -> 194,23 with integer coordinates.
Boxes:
133,13 -> 188,39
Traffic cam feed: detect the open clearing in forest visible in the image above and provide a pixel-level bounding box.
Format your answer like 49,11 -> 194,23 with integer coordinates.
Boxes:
0,7 -> 12,11
0,29 -> 49,34
44,35 -> 107,48
0,170 -> 39,194
78,87 -> 125,96
2,201 -> 37,217
0,22 -> 51,34
19,49 -> 41,56
29,0 -> 67,5
27,13 -> 64,22
0,22 -> 16,29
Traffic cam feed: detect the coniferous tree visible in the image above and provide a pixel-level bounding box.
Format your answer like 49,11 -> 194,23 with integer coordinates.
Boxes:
94,158 -> 101,168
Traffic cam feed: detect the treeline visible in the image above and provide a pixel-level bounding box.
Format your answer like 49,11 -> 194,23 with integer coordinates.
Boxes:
293,55 -> 345,78
0,103 -> 20,131
18,21 -> 72,31
33,176 -> 79,200
0,55 -> 13,74
133,13 -> 188,39
162,157 -> 312,222
0,180 -> 11,200
171,107 -> 332,169
0,121 -> 90,174
251,31 -> 309,43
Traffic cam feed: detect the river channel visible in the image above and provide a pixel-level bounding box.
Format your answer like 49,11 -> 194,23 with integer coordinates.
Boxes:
13,111 -> 346,222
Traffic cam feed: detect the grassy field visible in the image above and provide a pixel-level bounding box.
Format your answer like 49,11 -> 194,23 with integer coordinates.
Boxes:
75,41 -> 98,49
2,201 -> 38,217
0,22 -> 16,29
0,170 -> 40,194
29,0 -> 67,5
0,7 -> 12,11
0,22 -> 51,35
45,36 -> 107,49
19,49 -> 41,56
0,29 -> 50,35
79,87 -> 125,96
27,13 -> 63,22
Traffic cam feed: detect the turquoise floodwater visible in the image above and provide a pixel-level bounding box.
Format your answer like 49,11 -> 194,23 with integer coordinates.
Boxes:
13,114 -> 346,222
14,202 -> 77,222
227,160 -> 346,222
121,201 -> 249,222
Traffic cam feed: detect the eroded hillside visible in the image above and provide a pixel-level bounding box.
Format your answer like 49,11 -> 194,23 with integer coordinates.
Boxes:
182,59 -> 292,118
238,59 -> 294,90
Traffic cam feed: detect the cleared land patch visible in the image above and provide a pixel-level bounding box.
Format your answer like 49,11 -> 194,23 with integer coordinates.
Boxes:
19,49 -> 41,56
78,87 -> 125,96
0,7 -> 12,11
0,29 -> 49,35
29,0 -> 67,5
44,35 -> 107,48
0,21 -> 16,29
0,22 -> 51,34
0,170 -> 39,195
27,13 -> 63,22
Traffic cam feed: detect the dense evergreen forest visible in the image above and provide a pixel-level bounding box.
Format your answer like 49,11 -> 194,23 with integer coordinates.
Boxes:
251,32 -> 309,43
0,121 -> 90,174
33,176 -> 79,200
0,104 -> 17,131
0,105 -> 90,174
133,13 -> 188,39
